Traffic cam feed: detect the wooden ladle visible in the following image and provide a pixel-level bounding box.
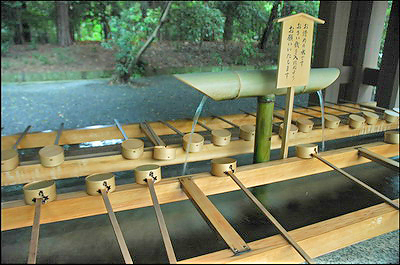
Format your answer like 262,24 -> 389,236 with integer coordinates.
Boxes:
38,123 -> 65,167
114,119 -> 144,160
1,125 -> 31,172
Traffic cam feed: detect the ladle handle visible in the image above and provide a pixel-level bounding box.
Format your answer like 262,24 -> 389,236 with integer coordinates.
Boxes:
27,198 -> 42,264
239,109 -> 256,117
159,120 -> 184,137
312,153 -> 399,210
195,120 -> 212,132
100,189 -> 134,264
147,178 -> 177,264
226,171 -> 315,264
114,119 -> 128,140
209,113 -> 239,128
54,123 -> 64,145
12,125 -> 31,150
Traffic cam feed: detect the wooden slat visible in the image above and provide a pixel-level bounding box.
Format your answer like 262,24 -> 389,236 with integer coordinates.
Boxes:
2,142 -> 397,231
179,177 -> 249,255
178,199 -> 399,263
357,147 -> 399,171
2,120 -> 397,186
1,114 -> 256,150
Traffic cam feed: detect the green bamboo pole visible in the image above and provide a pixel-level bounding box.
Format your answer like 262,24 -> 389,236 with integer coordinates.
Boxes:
254,94 -> 275,163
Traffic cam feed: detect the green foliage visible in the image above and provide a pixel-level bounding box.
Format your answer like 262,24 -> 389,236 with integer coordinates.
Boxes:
211,52 -> 223,65
2,61 -> 11,69
1,23 -> 13,55
234,35 -> 257,65
163,2 -> 224,42
101,3 -> 161,79
80,19 -> 104,41
378,0 -> 392,68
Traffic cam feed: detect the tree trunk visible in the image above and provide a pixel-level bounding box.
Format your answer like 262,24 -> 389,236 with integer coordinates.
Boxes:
56,1 -> 72,47
258,1 -> 280,49
221,1 -> 241,51
133,2 -> 172,65
13,4 -> 24,44
223,15 -> 234,42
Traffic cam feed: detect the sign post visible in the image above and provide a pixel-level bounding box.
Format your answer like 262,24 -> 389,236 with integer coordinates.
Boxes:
275,13 -> 325,159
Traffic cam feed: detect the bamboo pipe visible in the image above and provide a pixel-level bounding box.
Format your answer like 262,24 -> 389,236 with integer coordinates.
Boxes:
174,68 -> 340,101
225,171 -> 315,264
311,153 -> 399,210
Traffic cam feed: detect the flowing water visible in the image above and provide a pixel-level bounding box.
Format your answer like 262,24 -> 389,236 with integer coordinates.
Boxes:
181,95 -> 208,176
317,90 -> 325,152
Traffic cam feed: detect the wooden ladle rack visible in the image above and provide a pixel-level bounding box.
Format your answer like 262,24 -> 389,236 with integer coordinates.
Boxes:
1,102 -> 399,263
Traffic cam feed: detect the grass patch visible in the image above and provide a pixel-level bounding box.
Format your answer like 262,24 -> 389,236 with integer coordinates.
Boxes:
32,52 -> 52,65
52,47 -> 76,65
1,61 -> 11,70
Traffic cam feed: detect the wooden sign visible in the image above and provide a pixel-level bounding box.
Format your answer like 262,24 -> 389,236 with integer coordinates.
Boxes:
275,13 -> 325,89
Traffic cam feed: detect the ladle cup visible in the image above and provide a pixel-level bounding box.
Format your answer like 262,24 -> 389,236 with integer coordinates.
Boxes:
1,125 -> 31,172
114,119 -> 144,160
38,123 -> 65,167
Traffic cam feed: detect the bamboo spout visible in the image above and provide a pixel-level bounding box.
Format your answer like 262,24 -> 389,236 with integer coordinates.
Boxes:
174,68 -> 340,101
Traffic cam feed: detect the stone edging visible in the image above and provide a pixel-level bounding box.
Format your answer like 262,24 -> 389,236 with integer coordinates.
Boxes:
1,65 -> 277,83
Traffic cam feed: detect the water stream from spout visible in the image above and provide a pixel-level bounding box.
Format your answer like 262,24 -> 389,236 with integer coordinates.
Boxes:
316,90 -> 325,152
181,95 -> 208,176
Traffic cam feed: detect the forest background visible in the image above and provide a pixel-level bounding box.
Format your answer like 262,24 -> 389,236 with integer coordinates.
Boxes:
1,1 -> 392,83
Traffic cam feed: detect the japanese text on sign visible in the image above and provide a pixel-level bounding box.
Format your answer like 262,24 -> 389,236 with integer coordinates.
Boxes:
276,18 -> 314,88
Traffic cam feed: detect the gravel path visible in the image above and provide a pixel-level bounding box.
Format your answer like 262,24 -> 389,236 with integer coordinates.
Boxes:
1,75 -> 308,136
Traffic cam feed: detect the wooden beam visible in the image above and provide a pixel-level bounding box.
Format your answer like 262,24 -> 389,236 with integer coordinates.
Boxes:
1,114 -> 256,150
376,0 -> 399,109
1,103 -> 390,151
2,120 -> 398,186
280,87 -> 295,159
310,1 -> 351,103
357,147 -> 399,172
178,199 -> 399,263
2,142 -> 397,231
179,177 -> 249,255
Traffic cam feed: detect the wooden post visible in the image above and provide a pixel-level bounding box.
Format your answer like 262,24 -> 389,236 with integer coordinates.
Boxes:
280,87 -> 295,158
274,13 -> 325,159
